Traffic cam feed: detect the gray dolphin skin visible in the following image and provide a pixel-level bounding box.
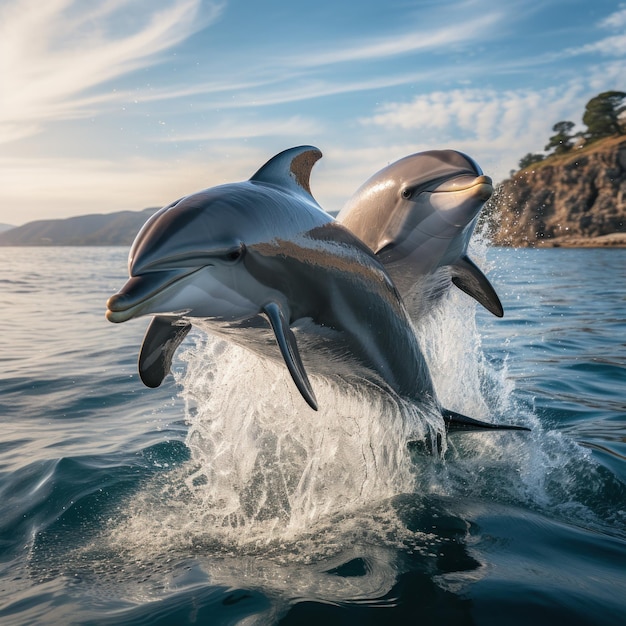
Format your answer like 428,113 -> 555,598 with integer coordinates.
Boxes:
337,150 -> 503,317
106,146 -> 527,432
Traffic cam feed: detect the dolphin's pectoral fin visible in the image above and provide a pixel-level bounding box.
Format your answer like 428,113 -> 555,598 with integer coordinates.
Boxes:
250,146 -> 322,197
138,316 -> 192,388
442,408 -> 530,432
450,255 -> 504,317
263,302 -> 318,411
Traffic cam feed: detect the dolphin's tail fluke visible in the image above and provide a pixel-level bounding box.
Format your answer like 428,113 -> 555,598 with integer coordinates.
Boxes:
442,408 -> 530,432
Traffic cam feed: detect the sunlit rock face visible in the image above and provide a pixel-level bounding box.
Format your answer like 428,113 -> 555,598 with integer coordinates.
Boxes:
488,137 -> 626,247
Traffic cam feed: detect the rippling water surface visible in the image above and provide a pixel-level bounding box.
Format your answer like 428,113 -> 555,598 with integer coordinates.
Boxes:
0,246 -> 624,625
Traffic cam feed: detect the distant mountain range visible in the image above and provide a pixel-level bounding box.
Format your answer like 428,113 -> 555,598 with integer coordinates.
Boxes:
0,208 -> 158,246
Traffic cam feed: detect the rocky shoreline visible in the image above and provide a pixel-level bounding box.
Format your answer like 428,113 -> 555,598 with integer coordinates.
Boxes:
532,232 -> 626,247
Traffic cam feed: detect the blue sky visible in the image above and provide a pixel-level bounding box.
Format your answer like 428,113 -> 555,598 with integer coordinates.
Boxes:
1,0 -> 625,225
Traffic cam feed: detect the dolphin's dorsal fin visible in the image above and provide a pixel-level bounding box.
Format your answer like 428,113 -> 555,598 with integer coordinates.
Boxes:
263,301 -> 318,411
250,146 -> 322,196
451,255 -> 504,317
138,316 -> 191,388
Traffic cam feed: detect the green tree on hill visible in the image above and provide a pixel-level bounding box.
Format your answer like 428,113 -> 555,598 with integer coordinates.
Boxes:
518,153 -> 545,169
544,120 -> 576,155
582,90 -> 626,142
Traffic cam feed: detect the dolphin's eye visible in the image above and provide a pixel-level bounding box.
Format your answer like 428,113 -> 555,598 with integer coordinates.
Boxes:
401,188 -> 413,199
224,243 -> 245,263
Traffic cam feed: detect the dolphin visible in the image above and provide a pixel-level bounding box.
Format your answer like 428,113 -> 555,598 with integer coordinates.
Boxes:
106,146 -> 526,432
336,150 -> 503,317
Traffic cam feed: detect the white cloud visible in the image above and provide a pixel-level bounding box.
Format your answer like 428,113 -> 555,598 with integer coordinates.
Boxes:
0,0 -> 224,143
212,72 -> 438,108
287,10 -> 503,67
156,115 -> 324,142
575,33 -> 626,56
360,87 -> 579,139
599,6 -> 626,30
586,59 -> 626,91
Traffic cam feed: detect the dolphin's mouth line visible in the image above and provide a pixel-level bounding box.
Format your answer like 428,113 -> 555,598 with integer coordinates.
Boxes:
431,174 -> 493,194
428,176 -> 493,207
131,246 -> 241,275
106,266 -> 204,323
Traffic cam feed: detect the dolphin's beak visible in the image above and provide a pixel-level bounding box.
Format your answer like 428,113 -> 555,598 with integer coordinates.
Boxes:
106,268 -> 200,323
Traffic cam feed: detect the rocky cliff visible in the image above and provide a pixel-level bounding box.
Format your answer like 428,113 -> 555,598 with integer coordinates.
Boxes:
488,136 -> 626,247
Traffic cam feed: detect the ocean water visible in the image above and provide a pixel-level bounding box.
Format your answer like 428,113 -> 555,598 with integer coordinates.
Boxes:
0,246 -> 624,625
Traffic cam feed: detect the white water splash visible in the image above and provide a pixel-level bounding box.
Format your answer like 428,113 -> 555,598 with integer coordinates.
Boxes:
169,334 -> 444,542
407,233 -> 516,422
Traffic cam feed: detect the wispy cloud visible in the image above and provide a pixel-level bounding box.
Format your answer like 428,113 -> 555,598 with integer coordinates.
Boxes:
156,115 -> 323,142
210,72 -> 440,108
599,6 -> 626,29
286,10 -> 504,68
0,0 -> 224,143
574,33 -> 626,57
